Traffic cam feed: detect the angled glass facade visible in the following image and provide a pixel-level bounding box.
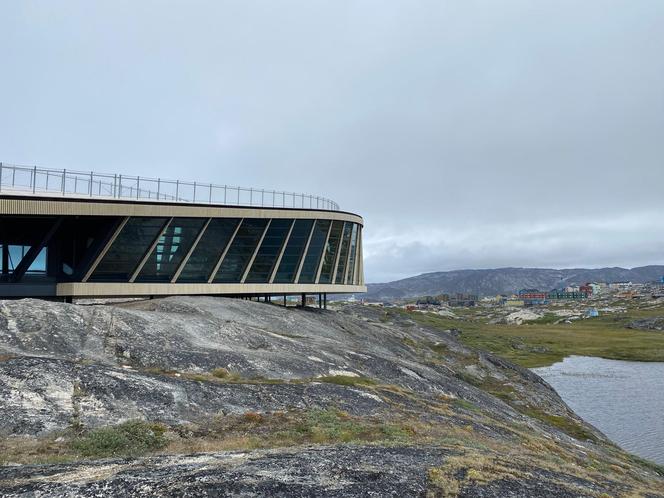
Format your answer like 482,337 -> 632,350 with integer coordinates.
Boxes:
177,218 -> 240,282
298,219 -> 331,284
273,219 -> 313,283
245,219 -> 292,283
345,224 -> 359,285
0,209 -> 364,297
136,218 -> 207,282
334,222 -> 353,284
213,218 -> 269,283
318,220 -> 344,284
90,217 -> 168,282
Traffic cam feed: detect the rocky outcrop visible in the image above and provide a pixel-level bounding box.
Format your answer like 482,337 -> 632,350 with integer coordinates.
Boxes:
1,297 -> 663,497
627,317 -> 664,331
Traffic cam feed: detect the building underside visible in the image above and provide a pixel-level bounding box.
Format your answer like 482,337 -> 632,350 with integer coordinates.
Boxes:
0,195 -> 365,299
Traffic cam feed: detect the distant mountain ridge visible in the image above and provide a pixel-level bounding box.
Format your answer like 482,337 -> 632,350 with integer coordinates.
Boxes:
364,265 -> 664,301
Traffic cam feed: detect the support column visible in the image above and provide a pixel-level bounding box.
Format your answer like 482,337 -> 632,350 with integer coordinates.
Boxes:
1,243 -> 8,277
324,293 -> 327,309
301,293 -> 306,307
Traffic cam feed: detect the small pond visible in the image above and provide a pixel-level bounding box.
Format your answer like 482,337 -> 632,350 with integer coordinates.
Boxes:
533,355 -> 664,465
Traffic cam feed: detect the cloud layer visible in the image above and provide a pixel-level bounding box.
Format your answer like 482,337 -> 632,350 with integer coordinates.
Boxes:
1,1 -> 663,282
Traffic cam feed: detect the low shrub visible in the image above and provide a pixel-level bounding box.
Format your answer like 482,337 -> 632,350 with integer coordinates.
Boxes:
70,420 -> 168,458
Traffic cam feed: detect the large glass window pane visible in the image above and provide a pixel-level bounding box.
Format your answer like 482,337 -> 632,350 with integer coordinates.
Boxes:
318,220 -> 344,284
136,218 -> 206,282
346,224 -> 359,285
334,222 -> 353,284
4,246 -> 47,275
297,219 -> 330,284
245,219 -> 293,283
90,217 -> 167,282
274,219 -> 313,283
213,219 -> 268,283
177,218 -> 240,283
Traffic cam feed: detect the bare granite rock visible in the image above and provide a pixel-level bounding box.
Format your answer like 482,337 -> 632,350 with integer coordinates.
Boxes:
0,297 -> 663,497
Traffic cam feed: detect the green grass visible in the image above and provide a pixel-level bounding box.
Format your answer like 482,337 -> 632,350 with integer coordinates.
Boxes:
453,398 -> 480,412
396,307 -> 664,368
520,408 -> 598,442
285,408 -> 412,444
70,420 -> 168,458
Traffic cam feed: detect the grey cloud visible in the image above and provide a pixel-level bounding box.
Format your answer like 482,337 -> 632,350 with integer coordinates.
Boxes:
1,1 -> 662,282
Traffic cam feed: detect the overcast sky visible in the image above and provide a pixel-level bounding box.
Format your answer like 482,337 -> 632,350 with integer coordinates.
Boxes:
2,1 -> 663,282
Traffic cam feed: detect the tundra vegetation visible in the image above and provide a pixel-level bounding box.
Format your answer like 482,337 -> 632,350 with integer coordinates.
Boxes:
399,300 -> 664,367
0,296 -> 663,496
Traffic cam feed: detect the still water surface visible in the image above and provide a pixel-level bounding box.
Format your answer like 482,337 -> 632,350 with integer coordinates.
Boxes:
533,356 -> 664,465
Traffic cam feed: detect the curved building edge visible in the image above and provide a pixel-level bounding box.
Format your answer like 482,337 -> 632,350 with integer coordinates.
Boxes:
0,194 -> 366,299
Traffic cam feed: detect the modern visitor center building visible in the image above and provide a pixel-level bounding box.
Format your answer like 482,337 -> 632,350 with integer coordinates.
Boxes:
0,163 -> 365,301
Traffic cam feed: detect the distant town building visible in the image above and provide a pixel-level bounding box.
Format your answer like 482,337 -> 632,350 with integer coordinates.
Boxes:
447,293 -> 478,307
609,282 -> 633,291
517,289 -> 547,306
588,283 -> 603,295
548,290 -> 589,300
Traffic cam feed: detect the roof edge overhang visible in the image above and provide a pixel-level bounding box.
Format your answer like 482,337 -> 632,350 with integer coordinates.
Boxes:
57,282 -> 367,297
0,194 -> 364,225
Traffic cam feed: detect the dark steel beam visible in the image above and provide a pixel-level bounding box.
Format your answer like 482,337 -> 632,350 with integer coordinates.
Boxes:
10,217 -> 63,283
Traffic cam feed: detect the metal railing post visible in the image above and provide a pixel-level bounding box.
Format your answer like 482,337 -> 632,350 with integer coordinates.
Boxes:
0,162 -> 341,210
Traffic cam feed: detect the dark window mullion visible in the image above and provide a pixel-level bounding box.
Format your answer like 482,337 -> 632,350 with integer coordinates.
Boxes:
129,217 -> 173,282
330,222 -> 347,284
269,219 -> 295,283
240,220 -> 272,283
314,221 -> 333,284
294,220 -> 316,284
81,217 -> 129,282
170,217 -> 211,283
207,218 -> 244,283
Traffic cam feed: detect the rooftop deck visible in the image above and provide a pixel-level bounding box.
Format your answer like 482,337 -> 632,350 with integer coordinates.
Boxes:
0,162 -> 339,211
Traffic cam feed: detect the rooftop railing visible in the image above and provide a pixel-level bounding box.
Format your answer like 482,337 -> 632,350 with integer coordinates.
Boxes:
0,162 -> 339,211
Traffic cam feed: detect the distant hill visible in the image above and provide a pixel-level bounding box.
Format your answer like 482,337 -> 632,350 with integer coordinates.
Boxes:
363,265 -> 664,301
